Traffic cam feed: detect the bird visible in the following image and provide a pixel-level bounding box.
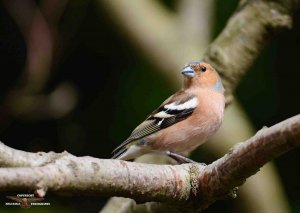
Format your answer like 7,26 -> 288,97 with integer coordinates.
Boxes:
112,61 -> 225,163
6,196 -> 44,209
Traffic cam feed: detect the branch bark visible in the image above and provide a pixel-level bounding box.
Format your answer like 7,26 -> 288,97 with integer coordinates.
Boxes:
204,0 -> 299,97
0,114 -> 299,211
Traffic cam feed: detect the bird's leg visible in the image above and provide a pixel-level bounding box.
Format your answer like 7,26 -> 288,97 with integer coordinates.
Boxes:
165,151 -> 197,164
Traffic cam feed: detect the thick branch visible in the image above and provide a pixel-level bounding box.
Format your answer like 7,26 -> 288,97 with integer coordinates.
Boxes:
0,115 -> 299,210
197,114 -> 300,209
204,0 -> 299,97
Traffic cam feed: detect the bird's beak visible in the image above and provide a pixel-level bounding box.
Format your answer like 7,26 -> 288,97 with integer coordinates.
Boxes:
181,66 -> 196,77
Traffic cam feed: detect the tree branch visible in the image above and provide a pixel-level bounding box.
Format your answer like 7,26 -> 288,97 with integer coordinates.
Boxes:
204,0 -> 299,97
0,114 -> 299,211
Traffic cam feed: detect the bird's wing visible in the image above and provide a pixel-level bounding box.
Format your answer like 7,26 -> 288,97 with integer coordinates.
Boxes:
112,91 -> 198,157
28,198 -> 44,202
6,196 -> 22,202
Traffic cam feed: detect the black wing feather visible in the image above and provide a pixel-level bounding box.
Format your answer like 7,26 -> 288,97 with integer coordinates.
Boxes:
112,92 -> 197,156
112,120 -> 160,156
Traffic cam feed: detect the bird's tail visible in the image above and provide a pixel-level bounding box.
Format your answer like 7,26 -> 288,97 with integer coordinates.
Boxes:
111,142 -> 146,160
111,147 -> 127,159
111,139 -> 137,159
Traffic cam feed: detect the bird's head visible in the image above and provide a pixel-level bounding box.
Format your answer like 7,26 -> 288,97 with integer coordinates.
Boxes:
181,61 -> 224,93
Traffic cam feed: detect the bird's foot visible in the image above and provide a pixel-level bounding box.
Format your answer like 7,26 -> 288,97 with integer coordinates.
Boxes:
165,151 -> 204,165
226,187 -> 239,199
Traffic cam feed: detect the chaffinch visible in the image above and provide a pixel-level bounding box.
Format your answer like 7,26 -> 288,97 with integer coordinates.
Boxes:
112,61 -> 225,163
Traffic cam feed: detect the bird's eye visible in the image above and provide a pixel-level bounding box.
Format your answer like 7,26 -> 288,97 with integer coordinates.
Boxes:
201,66 -> 206,72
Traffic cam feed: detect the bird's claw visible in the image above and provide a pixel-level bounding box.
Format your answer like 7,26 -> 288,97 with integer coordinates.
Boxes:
165,151 -> 202,164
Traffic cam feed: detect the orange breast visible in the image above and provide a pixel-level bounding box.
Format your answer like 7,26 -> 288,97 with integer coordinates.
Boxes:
147,90 -> 225,153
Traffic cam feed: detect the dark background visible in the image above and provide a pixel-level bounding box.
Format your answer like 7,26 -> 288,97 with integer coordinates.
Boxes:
0,0 -> 299,212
